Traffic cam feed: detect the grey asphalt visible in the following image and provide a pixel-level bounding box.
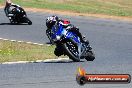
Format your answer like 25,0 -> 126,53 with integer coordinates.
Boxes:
0,8 -> 132,88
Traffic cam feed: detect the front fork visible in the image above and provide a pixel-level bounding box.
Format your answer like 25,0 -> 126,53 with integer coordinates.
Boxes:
78,42 -> 92,59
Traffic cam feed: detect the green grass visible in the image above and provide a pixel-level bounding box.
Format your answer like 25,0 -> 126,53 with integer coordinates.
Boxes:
0,40 -> 66,63
0,0 -> 132,17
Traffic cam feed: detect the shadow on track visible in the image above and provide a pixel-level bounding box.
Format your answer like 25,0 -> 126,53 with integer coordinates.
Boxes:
46,42 -> 52,45
0,23 -> 29,25
37,60 -> 85,64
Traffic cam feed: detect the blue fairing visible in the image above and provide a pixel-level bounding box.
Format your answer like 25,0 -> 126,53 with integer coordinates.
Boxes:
51,24 -> 63,39
66,32 -> 80,43
51,23 -> 80,43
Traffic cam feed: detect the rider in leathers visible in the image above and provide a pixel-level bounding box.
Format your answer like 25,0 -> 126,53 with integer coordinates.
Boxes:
46,15 -> 89,44
4,0 -> 21,17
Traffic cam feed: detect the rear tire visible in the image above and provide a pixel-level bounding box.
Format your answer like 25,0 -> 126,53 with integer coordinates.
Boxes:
85,51 -> 95,61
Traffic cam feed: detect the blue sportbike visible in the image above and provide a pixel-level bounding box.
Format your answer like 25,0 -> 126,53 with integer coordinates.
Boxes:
46,23 -> 95,62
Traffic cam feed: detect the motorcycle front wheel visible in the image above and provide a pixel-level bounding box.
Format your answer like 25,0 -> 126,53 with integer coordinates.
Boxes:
23,17 -> 32,25
63,40 -> 80,62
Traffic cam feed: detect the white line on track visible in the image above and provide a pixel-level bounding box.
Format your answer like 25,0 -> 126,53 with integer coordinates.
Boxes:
0,37 -> 44,46
2,58 -> 70,64
0,38 -> 70,64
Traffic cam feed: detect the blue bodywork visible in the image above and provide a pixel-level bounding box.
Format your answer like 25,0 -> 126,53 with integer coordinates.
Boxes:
51,23 -> 80,44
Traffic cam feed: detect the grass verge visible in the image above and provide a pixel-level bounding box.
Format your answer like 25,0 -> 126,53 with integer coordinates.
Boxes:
0,39 -> 66,63
0,0 -> 132,17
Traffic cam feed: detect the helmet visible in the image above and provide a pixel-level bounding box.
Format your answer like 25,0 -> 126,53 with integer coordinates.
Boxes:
46,15 -> 59,29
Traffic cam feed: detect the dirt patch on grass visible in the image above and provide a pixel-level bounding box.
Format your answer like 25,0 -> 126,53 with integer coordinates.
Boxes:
25,7 -> 132,22
0,5 -> 132,22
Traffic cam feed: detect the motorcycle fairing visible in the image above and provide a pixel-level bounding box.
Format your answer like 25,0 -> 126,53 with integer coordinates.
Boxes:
51,23 -> 80,44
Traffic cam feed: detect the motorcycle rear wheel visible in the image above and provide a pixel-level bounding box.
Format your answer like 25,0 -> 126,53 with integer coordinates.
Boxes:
85,50 -> 95,61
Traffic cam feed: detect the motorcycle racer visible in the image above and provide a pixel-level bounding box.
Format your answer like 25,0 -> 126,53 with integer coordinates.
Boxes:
46,15 -> 89,44
45,16 -> 94,61
4,0 -> 20,17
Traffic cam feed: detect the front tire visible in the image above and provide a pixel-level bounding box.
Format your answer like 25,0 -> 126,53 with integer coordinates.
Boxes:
63,40 -> 80,62
24,17 -> 32,25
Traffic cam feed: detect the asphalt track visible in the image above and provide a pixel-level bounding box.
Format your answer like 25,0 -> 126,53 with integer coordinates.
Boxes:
0,8 -> 132,88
